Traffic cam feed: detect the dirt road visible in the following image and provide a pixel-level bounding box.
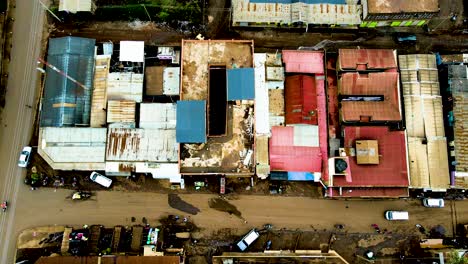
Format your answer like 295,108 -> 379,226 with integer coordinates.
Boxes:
0,0 -> 45,263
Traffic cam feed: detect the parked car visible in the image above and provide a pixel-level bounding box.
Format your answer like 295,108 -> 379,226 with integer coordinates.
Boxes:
384,211 -> 409,221
394,33 -> 417,44
237,228 -> 260,251
89,171 -> 112,188
18,146 -> 32,167
423,198 -> 444,208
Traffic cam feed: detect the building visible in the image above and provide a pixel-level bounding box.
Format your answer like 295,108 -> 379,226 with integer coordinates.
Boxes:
268,50 -> 328,182
361,0 -> 439,27
399,54 -> 449,191
35,256 -> 180,264
59,0 -> 94,13
177,40 -> 255,176
328,49 -> 409,197
40,36 -> 96,127
213,251 -> 349,264
232,0 -> 362,27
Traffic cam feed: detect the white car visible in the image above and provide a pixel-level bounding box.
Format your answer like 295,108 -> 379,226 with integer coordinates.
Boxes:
237,229 -> 260,251
89,171 -> 113,188
423,198 -> 444,208
18,146 -> 32,167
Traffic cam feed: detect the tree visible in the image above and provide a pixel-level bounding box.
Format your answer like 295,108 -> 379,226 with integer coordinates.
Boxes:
446,250 -> 468,264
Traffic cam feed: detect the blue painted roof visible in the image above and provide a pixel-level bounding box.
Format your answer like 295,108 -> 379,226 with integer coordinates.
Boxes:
249,0 -> 347,4
227,68 -> 255,101
176,101 -> 207,143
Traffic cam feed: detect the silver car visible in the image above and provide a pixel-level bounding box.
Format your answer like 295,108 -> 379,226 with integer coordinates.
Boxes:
422,198 -> 444,208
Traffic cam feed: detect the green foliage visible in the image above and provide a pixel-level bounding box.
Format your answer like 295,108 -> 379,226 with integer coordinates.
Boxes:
446,250 -> 468,264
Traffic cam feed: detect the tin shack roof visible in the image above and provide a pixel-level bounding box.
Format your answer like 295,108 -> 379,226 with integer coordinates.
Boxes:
36,256 -> 180,264
339,72 -> 401,122
38,127 -> 106,170
90,55 -> 110,128
269,126 -> 322,173
366,0 -> 439,14
107,100 -> 136,124
106,128 -> 177,162
333,126 -> 409,187
227,68 -> 255,100
107,72 -> 143,103
176,100 -> 207,143
338,49 -> 397,71
282,50 -> 324,74
450,65 -> 468,174
40,36 -> 96,127
285,75 -> 318,125
140,103 -> 176,129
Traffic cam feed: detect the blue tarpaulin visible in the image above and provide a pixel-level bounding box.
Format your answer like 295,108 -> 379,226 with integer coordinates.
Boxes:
176,101 -> 207,143
227,68 -> 255,100
270,171 -> 318,181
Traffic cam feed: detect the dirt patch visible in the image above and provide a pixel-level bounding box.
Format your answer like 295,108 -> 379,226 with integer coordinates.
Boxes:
168,193 -> 201,215
208,197 -> 242,218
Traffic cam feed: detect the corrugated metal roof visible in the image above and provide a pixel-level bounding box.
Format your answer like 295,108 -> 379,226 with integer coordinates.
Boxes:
293,125 -> 319,147
107,100 -> 136,123
107,72 -> 143,102
59,0 -> 92,12
366,0 -> 439,14
106,128 -> 177,162
339,72 -> 401,122
119,41 -> 144,62
285,75 -> 318,125
338,49 -> 397,71
232,0 -> 362,25
450,65 -> 468,174
139,103 -> 176,129
329,187 -> 408,197
282,50 -> 324,74
90,55 -> 110,128
163,67 -> 180,95
227,68 -> 255,100
269,126 -> 322,172
176,101 -> 207,143
36,256 -> 180,264
316,76 -> 328,181
333,126 -> 409,187
37,127 -> 106,170
254,54 -> 270,135
145,66 -> 164,96
250,0 -> 347,3
40,37 -> 96,127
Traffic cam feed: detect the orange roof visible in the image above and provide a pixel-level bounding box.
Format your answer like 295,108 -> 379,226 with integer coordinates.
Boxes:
338,49 -> 397,71
339,72 -> 401,122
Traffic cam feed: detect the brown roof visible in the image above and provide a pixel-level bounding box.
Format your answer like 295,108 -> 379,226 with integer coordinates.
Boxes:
35,256 -> 180,264
367,0 -> 439,14
339,72 -> 401,122
338,49 -> 397,71
145,66 -> 165,96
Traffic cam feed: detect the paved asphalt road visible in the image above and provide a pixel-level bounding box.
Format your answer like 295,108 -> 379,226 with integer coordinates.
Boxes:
1,2 -> 468,264
0,0 -> 45,263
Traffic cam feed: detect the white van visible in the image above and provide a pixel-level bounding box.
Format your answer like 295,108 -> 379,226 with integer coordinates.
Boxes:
422,198 -> 444,208
237,229 -> 260,251
384,211 -> 409,221
90,171 -> 112,188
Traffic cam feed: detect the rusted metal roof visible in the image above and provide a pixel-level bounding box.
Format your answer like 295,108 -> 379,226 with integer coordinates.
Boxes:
333,126 -> 409,187
366,0 -> 439,14
339,72 -> 401,122
145,66 -> 165,96
282,50 -> 324,74
106,128 -> 177,162
285,75 -> 318,125
107,100 -> 136,124
338,49 -> 397,71
269,126 -> 322,172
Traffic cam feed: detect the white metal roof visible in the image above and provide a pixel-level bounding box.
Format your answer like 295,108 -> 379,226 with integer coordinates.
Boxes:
139,103 -> 176,129
38,127 -> 106,170
254,53 -> 270,135
59,0 -> 92,13
293,125 -> 319,147
163,67 -> 180,95
119,41 -> 145,62
106,128 -> 177,162
107,72 -> 143,102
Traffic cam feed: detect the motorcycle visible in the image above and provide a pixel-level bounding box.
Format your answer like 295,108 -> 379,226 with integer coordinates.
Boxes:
1,201 -> 7,212
72,191 -> 92,201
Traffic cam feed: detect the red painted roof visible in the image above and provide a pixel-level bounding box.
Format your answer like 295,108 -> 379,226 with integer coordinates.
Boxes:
282,50 -> 324,74
332,126 -> 409,187
338,49 -> 397,71
269,126 -> 322,172
285,75 -> 317,125
316,76 -> 329,181
328,187 -> 409,197
339,72 -> 401,122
